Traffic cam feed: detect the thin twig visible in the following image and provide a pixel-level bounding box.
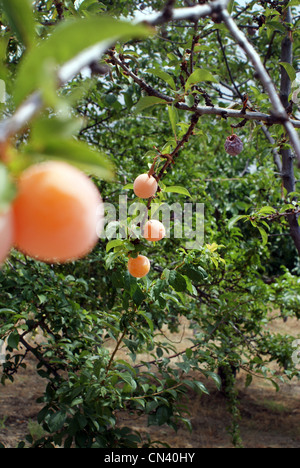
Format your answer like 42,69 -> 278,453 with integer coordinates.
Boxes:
260,122 -> 282,173
53,0 -> 64,20
156,113 -> 200,182
251,208 -> 300,221
104,329 -> 127,377
217,30 -> 243,100
189,20 -> 199,75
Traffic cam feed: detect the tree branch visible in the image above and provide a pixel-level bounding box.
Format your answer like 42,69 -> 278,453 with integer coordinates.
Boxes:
103,328 -> 127,379
220,8 -> 300,166
109,52 -> 300,128
156,112 -> 200,183
134,0 -> 231,25
53,0 -> 64,20
0,40 -> 114,143
278,6 -> 300,255
216,30 -> 243,101
260,122 -> 282,173
0,0 -> 299,156
18,334 -> 61,379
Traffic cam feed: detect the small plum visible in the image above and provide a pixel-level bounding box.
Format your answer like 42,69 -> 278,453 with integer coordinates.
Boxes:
224,134 -> 243,156
12,161 -> 103,263
144,220 -> 166,242
133,174 -> 158,199
128,255 -> 150,278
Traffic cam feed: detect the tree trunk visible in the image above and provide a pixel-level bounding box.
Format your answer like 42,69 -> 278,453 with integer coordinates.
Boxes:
280,7 -> 300,256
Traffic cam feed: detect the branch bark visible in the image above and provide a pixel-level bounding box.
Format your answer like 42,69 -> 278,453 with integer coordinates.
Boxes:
134,0 -> 231,25
0,40 -> 114,142
260,123 -> 282,173
279,7 -> 300,255
53,0 -> 64,20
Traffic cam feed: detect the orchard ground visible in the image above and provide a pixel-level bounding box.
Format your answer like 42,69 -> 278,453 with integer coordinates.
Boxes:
0,313 -> 299,448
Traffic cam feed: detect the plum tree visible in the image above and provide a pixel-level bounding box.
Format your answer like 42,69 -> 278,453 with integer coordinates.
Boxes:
0,0 -> 299,451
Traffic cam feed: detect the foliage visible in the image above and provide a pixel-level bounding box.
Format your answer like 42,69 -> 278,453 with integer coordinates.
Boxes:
0,0 -> 300,448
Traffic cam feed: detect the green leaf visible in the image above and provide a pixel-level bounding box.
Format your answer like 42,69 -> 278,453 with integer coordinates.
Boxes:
227,0 -> 235,13
228,215 -> 247,230
279,204 -> 295,213
118,372 -> 137,392
124,271 -> 138,295
21,116 -> 114,178
133,96 -> 167,114
193,381 -> 209,395
14,16 -> 151,105
266,21 -> 288,35
78,0 -> 103,12
138,310 -> 154,333
123,183 -> 134,190
168,270 -> 187,292
106,239 -> 124,252
70,398 -> 84,408
132,285 -> 146,307
270,379 -> 280,392
146,68 -> 176,90
47,411 -> 66,433
24,138 -> 114,180
0,308 -> 18,315
204,371 -> 221,390
164,186 -> 191,197
185,68 -> 218,91
279,62 -> 296,82
245,374 -> 252,388
257,206 -> 277,215
258,226 -> 268,246
168,105 -> 178,139
37,294 -> 47,305
181,265 -> 208,282
30,116 -> 83,142
115,359 -> 137,376
74,413 -> 87,431
111,272 -> 124,289
7,331 -> 19,349
156,405 -> 171,426
0,0 -> 35,48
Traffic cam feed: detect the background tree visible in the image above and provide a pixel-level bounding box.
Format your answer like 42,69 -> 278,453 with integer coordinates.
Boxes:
0,0 -> 300,448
